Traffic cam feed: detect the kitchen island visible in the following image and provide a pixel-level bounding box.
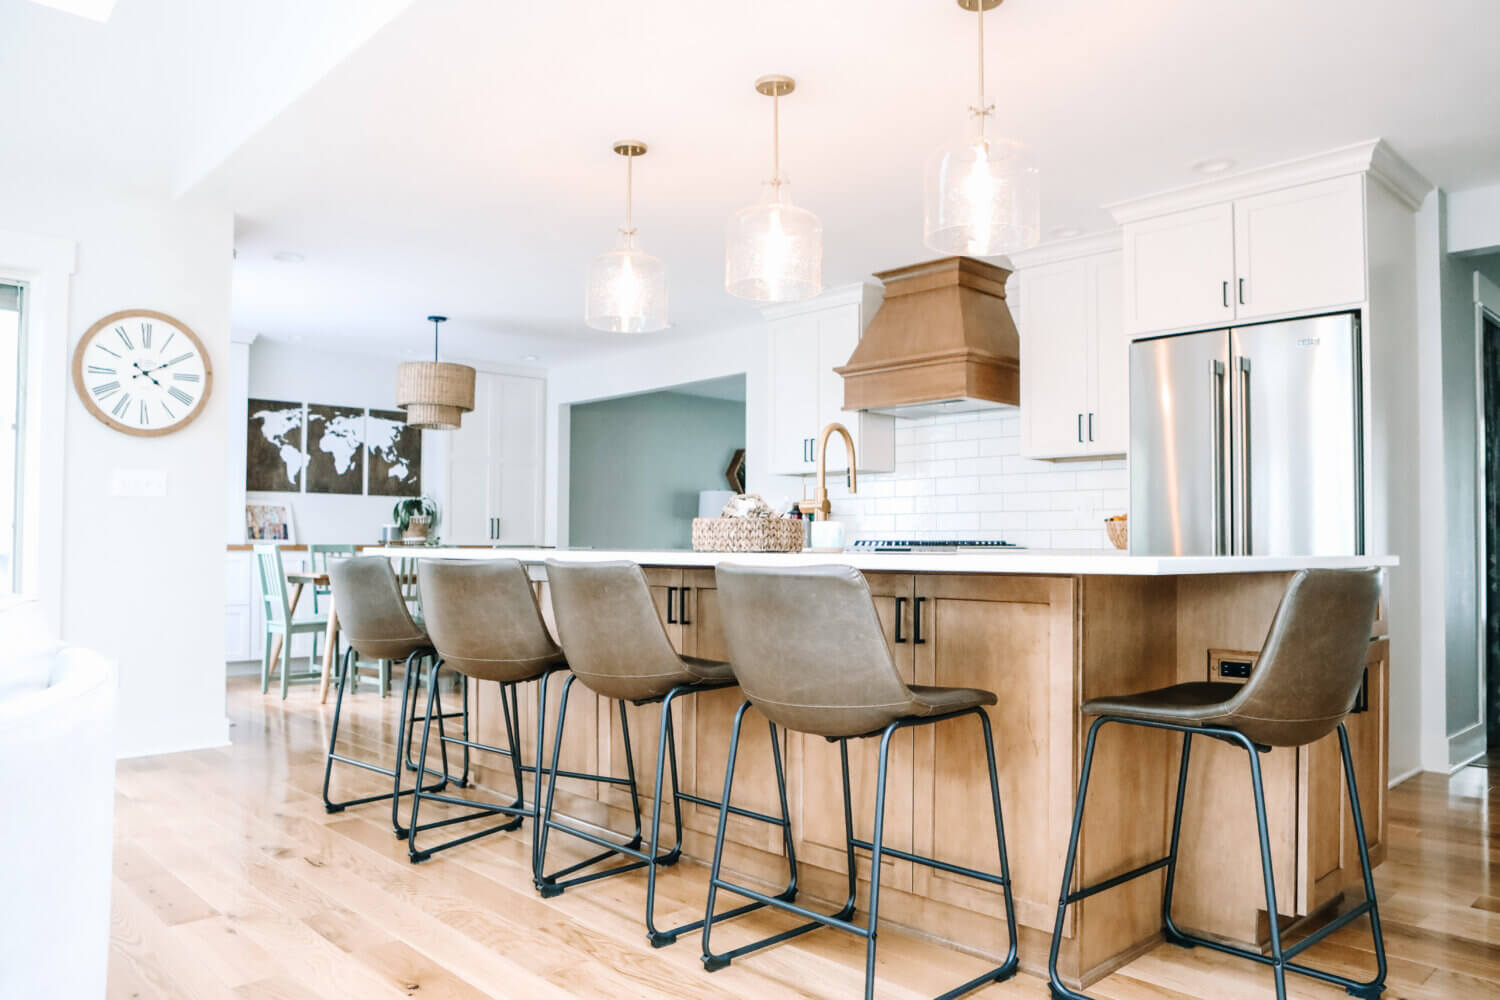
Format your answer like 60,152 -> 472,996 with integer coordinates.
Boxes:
367,546 -> 1396,988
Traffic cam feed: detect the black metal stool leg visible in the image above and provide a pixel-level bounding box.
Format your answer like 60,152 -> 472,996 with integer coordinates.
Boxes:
1325,722 -> 1387,998
530,669 -> 551,881
321,647 -> 356,812
1242,734 -> 1288,1000
392,650 -> 442,838
646,690 -> 686,947
1162,731 -> 1195,946
974,709 -> 1020,985
406,659 -> 442,860
767,720 -> 800,903
1049,716 -> 1107,1000
862,722 -> 898,1000
700,699 -> 750,971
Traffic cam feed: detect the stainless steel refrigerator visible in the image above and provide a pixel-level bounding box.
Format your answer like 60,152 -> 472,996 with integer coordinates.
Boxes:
1129,313 -> 1363,556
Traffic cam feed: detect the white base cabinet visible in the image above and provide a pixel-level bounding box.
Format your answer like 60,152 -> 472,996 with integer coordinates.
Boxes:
1013,239 -> 1127,459
445,370 -> 546,545
766,285 -> 894,476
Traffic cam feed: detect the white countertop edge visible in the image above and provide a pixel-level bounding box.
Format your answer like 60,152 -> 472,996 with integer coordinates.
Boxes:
363,546 -> 1398,577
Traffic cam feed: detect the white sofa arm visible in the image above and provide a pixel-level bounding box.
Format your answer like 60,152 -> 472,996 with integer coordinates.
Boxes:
0,645 -> 117,998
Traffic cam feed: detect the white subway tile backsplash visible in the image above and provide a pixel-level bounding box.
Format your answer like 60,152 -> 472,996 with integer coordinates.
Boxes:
833,412 -> 1127,549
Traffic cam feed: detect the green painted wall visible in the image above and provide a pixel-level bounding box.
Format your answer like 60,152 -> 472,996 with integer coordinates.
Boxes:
569,389 -> 745,549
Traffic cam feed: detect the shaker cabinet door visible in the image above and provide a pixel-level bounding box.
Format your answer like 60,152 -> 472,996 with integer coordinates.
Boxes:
1089,252 -> 1129,454
767,314 -> 821,475
1233,174 -> 1365,321
1123,203 -> 1235,336
1020,259 -> 1093,458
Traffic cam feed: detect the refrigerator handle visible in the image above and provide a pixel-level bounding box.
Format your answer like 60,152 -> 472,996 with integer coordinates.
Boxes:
1236,356 -> 1252,555
1210,360 -> 1226,555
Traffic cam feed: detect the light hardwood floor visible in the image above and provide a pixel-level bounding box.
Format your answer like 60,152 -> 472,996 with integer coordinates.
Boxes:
107,678 -> 1499,999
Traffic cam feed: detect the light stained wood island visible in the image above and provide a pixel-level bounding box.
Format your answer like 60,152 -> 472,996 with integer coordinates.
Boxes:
367,547 -> 1395,989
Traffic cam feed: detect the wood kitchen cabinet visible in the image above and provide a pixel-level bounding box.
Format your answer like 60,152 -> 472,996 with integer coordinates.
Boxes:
445,370 -> 545,545
765,285 -> 894,476
1121,174 -> 1366,337
1013,240 -> 1127,458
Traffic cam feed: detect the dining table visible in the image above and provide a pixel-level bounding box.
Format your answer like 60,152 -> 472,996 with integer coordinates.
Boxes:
275,568 -> 341,703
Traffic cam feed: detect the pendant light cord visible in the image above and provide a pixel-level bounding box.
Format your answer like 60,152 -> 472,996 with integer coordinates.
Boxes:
432,317 -> 440,362
771,92 -> 782,190
971,3 -> 994,126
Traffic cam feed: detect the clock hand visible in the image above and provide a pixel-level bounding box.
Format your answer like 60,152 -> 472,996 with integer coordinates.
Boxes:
130,361 -> 162,387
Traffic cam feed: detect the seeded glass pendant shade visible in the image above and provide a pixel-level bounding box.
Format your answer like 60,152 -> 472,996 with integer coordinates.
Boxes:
396,315 -> 476,430
586,141 -> 668,333
725,75 -> 822,303
923,0 -> 1040,257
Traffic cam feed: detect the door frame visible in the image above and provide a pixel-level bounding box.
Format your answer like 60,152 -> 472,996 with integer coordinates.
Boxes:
1464,272 -> 1500,766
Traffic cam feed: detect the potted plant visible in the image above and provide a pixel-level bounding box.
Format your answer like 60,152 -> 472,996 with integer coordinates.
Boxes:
392,497 -> 438,543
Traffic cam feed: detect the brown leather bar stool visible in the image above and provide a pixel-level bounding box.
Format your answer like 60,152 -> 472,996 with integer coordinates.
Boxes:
406,558 -> 611,866
322,557 -> 461,834
537,559 -> 797,949
1047,568 -> 1387,1000
706,563 -> 1019,1000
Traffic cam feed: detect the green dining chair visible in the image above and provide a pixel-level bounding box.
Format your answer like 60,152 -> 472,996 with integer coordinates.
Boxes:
254,544 -> 331,699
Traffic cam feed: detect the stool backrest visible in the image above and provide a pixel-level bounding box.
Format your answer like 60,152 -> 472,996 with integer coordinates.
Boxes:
715,563 -> 912,737
1226,568 -> 1382,747
252,544 -> 292,626
544,560 -> 686,700
328,557 -> 427,661
418,559 -> 562,682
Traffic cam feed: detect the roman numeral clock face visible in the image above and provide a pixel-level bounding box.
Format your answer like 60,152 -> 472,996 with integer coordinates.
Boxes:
72,310 -> 212,436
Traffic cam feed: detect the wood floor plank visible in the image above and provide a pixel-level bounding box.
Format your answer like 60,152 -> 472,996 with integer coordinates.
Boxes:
105,678 -> 1500,1000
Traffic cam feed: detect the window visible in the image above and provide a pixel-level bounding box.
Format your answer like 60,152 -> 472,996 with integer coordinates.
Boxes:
0,282 -> 23,595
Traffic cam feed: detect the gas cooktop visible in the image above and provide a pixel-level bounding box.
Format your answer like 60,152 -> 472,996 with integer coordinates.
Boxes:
850,539 -> 1024,553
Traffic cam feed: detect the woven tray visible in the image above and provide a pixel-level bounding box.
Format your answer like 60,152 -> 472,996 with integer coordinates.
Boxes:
692,517 -> 804,553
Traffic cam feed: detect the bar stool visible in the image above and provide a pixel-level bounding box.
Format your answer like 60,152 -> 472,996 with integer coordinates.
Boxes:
1047,568 -> 1387,1000
706,563 -> 1019,1000
322,557 -> 462,832
536,559 -> 797,949
407,558 -> 614,865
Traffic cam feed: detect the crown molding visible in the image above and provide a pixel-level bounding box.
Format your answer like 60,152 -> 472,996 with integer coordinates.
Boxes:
229,328 -> 259,345
1108,139 -> 1433,224
1005,230 -> 1123,270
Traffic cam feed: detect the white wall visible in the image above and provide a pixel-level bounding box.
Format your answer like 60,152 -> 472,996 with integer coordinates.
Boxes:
1448,182 -> 1500,256
233,338 -> 443,543
0,184 -> 233,758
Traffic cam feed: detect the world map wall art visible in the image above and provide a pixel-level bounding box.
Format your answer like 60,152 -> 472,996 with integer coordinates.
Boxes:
246,398 -> 421,497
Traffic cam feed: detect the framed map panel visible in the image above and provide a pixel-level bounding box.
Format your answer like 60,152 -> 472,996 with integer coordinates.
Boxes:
246,399 -> 305,492
306,403 -> 365,494
366,408 -> 421,497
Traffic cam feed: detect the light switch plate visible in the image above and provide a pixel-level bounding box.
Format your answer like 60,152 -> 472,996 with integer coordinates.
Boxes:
111,468 -> 167,497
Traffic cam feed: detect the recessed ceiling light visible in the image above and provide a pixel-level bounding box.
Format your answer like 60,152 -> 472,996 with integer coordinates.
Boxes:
522,355 -> 539,362
28,0 -> 116,22
272,251 -> 306,264
1050,227 -> 1082,240
1192,158 -> 1235,176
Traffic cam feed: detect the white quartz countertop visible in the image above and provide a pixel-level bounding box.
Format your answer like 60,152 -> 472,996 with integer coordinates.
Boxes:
363,546 -> 1397,577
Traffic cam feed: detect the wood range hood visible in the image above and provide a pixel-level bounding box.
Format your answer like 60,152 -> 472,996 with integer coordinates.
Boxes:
836,256 -> 1019,418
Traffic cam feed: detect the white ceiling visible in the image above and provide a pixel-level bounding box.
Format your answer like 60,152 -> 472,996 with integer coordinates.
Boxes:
10,0 -> 1500,368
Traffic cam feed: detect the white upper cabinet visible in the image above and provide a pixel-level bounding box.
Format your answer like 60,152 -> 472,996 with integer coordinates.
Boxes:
1123,203 -> 1235,336
444,370 -> 546,545
1121,174 -> 1368,337
766,289 -> 895,476
1016,243 -> 1127,459
1233,175 -> 1365,320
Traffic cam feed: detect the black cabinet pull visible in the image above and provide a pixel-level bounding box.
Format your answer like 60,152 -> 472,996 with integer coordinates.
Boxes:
1088,412 -> 1094,442
1077,413 -> 1083,443
666,586 -> 677,625
679,587 -> 691,626
893,597 -> 907,643
913,597 -> 927,645
1222,280 -> 1229,308
1238,277 -> 1246,305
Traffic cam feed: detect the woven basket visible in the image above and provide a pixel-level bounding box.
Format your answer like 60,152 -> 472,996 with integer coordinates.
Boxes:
692,517 -> 804,553
1105,515 -> 1128,550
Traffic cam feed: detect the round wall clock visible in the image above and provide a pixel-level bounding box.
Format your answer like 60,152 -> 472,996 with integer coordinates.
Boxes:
72,310 -> 213,436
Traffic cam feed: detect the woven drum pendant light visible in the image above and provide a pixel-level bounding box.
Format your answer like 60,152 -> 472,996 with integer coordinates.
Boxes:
725,75 -> 822,303
923,0 -> 1040,256
395,315 -> 476,430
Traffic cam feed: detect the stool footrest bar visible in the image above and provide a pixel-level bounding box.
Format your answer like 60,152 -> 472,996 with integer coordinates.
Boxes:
1064,856 -> 1171,904
847,838 -> 1008,885
675,791 -> 790,826
1281,901 -> 1373,960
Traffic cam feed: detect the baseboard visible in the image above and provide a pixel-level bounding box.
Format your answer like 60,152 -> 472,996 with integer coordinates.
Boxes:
1387,763 -> 1423,788
1447,723 -> 1487,771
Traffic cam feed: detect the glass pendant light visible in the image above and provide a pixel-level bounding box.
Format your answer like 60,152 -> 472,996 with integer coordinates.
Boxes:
725,75 -> 822,303
924,0 -> 1040,256
585,140 -> 668,333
